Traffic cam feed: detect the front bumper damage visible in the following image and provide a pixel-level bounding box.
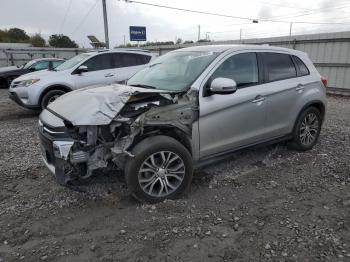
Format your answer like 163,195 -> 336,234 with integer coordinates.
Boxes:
38,85 -> 198,185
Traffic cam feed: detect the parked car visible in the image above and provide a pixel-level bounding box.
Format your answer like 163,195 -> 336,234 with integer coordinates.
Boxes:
38,45 -> 327,203
9,49 -> 157,109
0,58 -> 64,89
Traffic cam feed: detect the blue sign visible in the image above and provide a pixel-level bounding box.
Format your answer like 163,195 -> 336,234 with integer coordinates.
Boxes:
129,26 -> 147,41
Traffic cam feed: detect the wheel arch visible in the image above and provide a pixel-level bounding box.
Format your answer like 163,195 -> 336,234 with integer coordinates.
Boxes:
292,100 -> 326,134
39,85 -> 72,105
132,125 -> 193,155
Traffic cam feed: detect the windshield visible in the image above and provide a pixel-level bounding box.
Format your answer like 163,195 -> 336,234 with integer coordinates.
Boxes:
23,60 -> 36,69
55,53 -> 91,71
127,51 -> 219,91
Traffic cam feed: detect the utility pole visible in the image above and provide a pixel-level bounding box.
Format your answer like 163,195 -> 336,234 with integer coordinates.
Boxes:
198,25 -> 201,41
239,28 -> 242,42
102,0 -> 110,49
289,22 -> 293,45
123,35 -> 126,46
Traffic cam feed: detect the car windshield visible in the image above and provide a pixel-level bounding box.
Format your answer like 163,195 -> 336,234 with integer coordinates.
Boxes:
23,60 -> 37,69
127,51 -> 219,91
55,53 -> 91,71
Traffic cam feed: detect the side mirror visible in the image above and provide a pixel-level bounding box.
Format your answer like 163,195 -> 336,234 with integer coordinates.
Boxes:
76,65 -> 88,74
210,77 -> 237,94
29,67 -> 36,72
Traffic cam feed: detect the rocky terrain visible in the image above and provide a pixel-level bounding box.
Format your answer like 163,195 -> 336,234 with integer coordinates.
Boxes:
0,89 -> 349,261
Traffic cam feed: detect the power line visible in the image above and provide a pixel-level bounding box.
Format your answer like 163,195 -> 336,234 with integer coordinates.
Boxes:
59,0 -> 73,34
121,0 -> 350,25
267,3 -> 350,21
71,0 -> 100,35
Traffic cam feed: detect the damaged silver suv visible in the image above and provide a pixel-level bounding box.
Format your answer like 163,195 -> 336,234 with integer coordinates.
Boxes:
38,45 -> 327,203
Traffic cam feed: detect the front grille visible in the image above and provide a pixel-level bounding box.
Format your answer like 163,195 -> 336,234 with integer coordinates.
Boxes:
38,120 -> 68,139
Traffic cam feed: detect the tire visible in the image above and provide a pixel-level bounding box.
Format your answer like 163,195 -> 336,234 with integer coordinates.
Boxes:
40,89 -> 66,109
0,78 -> 7,89
289,107 -> 322,151
125,135 -> 193,203
3,76 -> 16,89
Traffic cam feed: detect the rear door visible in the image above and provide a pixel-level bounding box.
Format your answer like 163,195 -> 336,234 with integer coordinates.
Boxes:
199,52 -> 268,158
260,52 -> 300,137
73,53 -> 117,89
112,53 -> 151,82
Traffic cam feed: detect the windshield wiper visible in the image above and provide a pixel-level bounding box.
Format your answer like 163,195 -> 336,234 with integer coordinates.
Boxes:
129,84 -> 157,89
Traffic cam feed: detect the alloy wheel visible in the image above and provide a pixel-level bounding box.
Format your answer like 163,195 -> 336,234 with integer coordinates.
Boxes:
138,151 -> 186,197
299,112 -> 319,146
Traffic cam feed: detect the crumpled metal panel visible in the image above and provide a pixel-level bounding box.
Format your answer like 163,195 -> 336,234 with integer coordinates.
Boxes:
46,84 -> 174,126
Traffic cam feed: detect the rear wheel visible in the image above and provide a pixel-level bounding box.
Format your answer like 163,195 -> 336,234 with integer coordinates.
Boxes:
40,89 -> 66,109
125,135 -> 193,203
289,107 -> 322,151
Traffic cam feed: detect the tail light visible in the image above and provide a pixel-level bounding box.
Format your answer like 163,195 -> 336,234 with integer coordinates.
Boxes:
321,76 -> 328,88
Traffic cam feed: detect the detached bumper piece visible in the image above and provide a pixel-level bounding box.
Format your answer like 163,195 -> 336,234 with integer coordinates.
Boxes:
38,121 -> 77,185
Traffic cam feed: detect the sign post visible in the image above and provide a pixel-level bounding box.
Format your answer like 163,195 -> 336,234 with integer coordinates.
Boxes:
129,26 -> 147,44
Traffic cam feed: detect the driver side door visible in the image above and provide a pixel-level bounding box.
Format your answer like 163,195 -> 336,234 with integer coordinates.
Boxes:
199,52 -> 268,158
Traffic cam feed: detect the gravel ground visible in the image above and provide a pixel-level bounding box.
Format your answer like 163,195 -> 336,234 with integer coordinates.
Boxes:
0,89 -> 349,262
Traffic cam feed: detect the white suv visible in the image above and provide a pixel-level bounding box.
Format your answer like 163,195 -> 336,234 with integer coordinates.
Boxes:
9,49 -> 157,109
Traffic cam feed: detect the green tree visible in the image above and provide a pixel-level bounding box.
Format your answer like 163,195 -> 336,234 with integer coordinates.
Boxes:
30,33 -> 46,47
0,29 -> 9,42
176,38 -> 183,44
7,28 -> 30,42
49,34 -> 78,48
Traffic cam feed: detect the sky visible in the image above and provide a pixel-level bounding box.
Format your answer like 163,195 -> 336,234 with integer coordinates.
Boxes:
0,0 -> 350,47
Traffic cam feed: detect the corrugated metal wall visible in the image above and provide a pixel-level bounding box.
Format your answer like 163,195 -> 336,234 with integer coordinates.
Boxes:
0,46 -> 88,67
144,31 -> 350,90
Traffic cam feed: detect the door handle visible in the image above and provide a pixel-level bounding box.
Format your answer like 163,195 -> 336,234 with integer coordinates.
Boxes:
295,84 -> 304,91
104,73 -> 114,77
252,95 -> 265,103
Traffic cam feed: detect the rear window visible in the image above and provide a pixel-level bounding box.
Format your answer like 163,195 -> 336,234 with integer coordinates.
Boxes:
264,53 -> 297,82
293,56 -> 310,76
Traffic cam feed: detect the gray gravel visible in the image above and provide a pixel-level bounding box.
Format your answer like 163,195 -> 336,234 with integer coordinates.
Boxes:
0,89 -> 349,262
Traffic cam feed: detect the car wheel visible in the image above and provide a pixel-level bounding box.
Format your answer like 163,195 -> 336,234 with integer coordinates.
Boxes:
6,76 -> 16,88
0,78 -> 7,89
41,89 -> 66,109
289,107 -> 322,151
125,135 -> 193,203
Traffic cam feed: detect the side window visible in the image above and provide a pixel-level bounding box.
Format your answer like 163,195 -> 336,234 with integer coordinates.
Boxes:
30,61 -> 50,71
112,53 -> 150,68
293,56 -> 310,76
139,55 -> 151,64
264,53 -> 297,82
52,60 -> 64,69
211,52 -> 259,88
83,54 -> 113,71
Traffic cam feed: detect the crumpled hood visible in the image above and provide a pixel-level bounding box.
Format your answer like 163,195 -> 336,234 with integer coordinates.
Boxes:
46,84 -> 174,126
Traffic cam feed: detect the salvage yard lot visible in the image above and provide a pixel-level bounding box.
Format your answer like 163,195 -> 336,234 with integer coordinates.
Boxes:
0,89 -> 349,262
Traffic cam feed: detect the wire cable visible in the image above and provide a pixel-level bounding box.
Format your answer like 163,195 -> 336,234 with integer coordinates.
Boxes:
122,0 -> 350,25
59,0 -> 73,33
71,0 -> 100,35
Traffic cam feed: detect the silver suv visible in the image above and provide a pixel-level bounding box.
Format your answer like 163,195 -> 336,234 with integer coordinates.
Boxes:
38,45 -> 327,203
9,49 -> 157,109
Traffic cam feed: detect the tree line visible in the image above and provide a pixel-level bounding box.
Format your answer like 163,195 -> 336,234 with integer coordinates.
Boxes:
0,27 -> 78,48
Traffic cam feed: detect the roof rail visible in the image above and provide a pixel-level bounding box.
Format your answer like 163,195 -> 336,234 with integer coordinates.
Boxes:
113,48 -> 151,53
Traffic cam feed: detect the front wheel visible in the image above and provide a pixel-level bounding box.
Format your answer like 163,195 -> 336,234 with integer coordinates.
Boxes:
125,135 -> 193,203
289,107 -> 322,151
41,89 -> 66,109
